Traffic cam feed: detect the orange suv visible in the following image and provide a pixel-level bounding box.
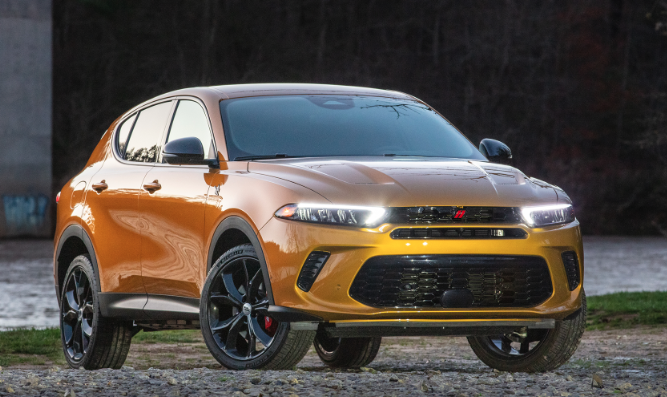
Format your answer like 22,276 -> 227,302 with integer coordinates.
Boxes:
54,84 -> 585,372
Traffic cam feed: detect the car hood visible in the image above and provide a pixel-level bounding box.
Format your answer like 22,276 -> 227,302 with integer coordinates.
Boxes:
248,157 -> 566,207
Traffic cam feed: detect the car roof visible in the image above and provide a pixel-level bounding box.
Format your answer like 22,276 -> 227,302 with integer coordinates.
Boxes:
151,83 -> 415,102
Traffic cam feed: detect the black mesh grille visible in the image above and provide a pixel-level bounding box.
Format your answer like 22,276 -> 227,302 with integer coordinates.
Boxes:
561,251 -> 580,291
349,255 -> 553,308
387,207 -> 521,224
390,228 -> 527,239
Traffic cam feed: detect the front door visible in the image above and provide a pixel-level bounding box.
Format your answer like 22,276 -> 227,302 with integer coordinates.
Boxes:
139,99 -> 217,299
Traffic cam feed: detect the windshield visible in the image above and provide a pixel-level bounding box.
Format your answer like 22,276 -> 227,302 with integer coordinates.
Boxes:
219,95 -> 486,161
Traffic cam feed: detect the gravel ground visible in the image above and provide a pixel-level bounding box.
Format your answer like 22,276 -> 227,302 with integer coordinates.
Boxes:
1,327 -> 666,396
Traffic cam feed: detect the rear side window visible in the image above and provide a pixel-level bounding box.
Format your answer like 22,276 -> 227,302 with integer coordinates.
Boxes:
116,113 -> 136,158
124,101 -> 173,162
166,100 -> 215,160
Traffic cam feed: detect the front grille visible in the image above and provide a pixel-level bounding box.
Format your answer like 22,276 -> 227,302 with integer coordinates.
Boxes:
387,207 -> 521,224
561,251 -> 580,291
349,255 -> 553,308
390,227 -> 527,239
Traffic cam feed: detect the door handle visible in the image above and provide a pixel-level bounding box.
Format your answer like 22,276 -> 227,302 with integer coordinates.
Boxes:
143,180 -> 162,193
92,180 -> 108,193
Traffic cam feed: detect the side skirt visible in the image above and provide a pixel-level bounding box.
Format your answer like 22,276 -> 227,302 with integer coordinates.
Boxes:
98,293 -> 322,331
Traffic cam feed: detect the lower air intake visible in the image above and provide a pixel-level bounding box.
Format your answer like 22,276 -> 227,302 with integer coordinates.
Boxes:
560,251 -> 581,291
349,255 -> 553,308
296,251 -> 330,292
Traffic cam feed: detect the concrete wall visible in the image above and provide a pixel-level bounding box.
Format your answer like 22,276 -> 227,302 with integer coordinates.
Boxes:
0,0 -> 52,237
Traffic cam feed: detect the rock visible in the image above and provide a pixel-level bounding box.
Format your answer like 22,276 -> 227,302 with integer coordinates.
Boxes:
5,385 -> 14,393
617,382 -> 633,392
167,377 -> 178,385
389,375 -> 399,382
326,380 -> 343,389
566,375 -> 573,382
419,381 -> 431,392
591,374 -> 603,389
250,377 -> 262,385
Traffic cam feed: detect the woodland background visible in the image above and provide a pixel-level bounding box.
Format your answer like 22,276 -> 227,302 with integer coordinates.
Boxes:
53,0 -> 667,235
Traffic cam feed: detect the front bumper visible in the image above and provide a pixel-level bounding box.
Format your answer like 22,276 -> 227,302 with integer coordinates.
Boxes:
259,218 -> 584,322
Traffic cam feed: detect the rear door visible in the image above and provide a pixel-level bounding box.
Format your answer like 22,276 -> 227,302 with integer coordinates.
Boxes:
139,98 -> 217,304
84,100 -> 174,302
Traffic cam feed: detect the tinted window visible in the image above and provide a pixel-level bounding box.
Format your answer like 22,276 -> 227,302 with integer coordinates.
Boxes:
116,113 -> 136,158
124,102 -> 173,162
219,95 -> 485,161
166,100 -> 215,160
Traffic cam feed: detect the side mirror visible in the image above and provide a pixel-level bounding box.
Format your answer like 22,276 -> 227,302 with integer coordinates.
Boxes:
162,137 -> 205,165
479,138 -> 513,165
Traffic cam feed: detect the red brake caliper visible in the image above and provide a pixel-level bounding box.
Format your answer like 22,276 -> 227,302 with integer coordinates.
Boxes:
264,316 -> 278,336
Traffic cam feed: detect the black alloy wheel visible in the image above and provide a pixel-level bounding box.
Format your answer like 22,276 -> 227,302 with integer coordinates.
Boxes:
483,329 -> 550,357
313,329 -> 382,368
59,255 -> 133,370
62,266 -> 94,362
201,244 -> 315,370
468,292 -> 587,372
207,252 -> 275,360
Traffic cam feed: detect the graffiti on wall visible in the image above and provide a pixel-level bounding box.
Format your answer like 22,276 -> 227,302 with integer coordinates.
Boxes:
2,194 -> 49,235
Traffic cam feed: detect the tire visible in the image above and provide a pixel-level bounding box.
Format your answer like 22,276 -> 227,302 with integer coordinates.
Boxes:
467,291 -> 587,373
313,329 -> 382,368
59,255 -> 133,370
200,244 -> 315,370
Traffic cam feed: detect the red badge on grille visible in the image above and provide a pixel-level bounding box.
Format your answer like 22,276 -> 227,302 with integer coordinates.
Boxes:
454,210 -> 466,219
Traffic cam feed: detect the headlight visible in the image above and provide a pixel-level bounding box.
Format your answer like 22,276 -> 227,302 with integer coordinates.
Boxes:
520,204 -> 575,227
275,203 -> 388,227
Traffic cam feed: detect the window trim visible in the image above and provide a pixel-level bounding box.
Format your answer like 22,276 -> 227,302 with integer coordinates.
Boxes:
161,98 -> 218,164
111,96 -> 217,169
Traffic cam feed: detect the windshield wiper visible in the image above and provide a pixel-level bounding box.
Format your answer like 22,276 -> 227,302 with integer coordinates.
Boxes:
234,153 -> 290,161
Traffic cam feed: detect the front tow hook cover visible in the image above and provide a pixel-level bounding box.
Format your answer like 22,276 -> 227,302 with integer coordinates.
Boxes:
440,289 -> 474,308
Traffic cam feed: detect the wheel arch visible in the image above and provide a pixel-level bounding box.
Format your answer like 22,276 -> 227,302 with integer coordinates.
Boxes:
207,215 -> 275,305
55,224 -> 101,303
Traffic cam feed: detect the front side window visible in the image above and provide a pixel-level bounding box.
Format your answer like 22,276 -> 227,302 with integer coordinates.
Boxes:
219,95 -> 486,161
124,101 -> 173,163
165,100 -> 215,160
